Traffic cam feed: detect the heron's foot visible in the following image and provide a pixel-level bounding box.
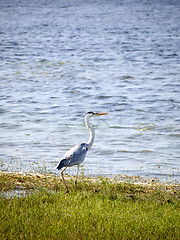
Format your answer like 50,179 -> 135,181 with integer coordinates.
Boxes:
75,180 -> 78,191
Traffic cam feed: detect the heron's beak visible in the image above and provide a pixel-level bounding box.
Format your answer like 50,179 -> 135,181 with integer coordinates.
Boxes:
95,112 -> 109,116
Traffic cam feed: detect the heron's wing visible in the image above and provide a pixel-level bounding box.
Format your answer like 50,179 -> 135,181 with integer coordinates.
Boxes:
57,143 -> 88,170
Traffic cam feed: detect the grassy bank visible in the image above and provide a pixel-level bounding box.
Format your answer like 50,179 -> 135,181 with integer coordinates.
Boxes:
0,172 -> 179,240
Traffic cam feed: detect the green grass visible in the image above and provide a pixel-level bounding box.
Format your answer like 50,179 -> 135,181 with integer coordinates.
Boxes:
0,172 -> 179,240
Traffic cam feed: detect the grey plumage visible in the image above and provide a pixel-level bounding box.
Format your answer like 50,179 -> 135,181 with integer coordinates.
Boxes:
57,143 -> 88,170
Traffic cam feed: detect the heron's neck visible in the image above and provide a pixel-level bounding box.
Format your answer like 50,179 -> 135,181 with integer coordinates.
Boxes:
85,115 -> 95,150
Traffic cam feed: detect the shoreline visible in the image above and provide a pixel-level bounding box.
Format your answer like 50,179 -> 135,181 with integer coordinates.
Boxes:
1,170 -> 179,193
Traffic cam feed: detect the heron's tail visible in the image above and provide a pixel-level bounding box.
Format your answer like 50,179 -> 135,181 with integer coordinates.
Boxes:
56,159 -> 66,170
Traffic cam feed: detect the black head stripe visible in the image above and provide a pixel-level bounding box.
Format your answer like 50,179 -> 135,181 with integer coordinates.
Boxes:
86,111 -> 95,115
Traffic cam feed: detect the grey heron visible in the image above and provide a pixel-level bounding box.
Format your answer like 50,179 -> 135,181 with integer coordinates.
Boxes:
56,111 -> 109,193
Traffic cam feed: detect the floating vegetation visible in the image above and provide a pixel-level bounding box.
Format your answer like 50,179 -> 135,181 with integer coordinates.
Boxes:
134,123 -> 156,131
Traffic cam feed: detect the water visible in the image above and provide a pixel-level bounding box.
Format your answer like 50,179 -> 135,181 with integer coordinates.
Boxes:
0,0 -> 180,183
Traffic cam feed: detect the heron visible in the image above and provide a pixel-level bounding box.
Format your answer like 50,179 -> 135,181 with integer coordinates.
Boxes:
56,111 -> 109,194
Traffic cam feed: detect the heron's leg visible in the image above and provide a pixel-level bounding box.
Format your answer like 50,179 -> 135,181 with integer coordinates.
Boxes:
61,167 -> 69,194
75,164 -> 80,189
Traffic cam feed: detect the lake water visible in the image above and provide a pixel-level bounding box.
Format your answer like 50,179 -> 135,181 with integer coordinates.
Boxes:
0,0 -> 180,183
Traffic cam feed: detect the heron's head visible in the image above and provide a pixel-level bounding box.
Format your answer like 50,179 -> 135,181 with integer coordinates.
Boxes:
85,111 -> 109,118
